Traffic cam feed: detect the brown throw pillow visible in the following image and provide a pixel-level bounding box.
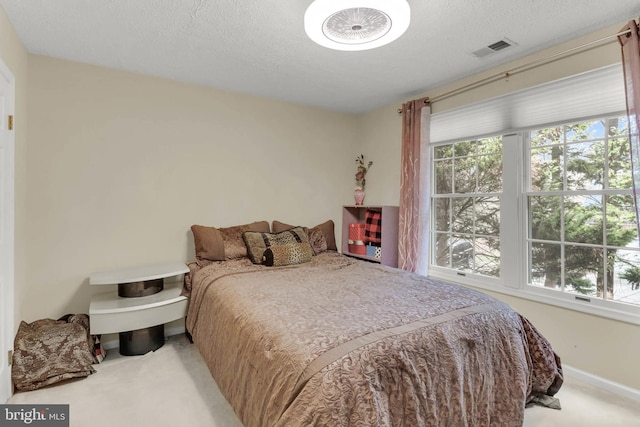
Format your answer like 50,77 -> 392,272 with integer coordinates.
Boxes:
272,220 -> 337,252
263,243 -> 314,267
191,221 -> 270,262
191,225 -> 225,262
242,227 -> 309,264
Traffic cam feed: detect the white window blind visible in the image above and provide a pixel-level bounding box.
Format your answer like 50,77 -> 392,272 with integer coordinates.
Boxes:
430,64 -> 626,143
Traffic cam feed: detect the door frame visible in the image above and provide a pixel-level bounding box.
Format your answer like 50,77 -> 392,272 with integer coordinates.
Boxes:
0,57 -> 15,403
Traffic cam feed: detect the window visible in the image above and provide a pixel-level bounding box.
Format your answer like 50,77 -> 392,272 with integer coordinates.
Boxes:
432,136 -> 503,277
427,65 -> 640,321
429,114 -> 640,319
527,116 -> 639,305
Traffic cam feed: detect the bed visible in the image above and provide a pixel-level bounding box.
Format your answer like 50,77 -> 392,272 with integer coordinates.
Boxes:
184,220 -> 563,427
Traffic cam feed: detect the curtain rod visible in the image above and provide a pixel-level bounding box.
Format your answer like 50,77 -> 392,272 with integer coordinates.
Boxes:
397,23 -> 638,114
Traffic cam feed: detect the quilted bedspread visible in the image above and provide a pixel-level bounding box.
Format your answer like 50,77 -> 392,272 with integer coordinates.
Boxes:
185,252 -> 562,427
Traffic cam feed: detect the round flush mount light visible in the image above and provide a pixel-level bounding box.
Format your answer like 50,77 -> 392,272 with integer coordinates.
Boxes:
304,0 -> 411,51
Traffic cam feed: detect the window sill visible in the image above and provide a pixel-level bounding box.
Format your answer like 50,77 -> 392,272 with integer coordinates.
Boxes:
428,268 -> 640,327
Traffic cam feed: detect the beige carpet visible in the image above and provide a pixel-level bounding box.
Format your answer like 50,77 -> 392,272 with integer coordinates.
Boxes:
7,334 -> 640,427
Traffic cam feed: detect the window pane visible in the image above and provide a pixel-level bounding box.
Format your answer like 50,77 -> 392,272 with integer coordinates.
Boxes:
529,196 -> 561,241
477,136 -> 501,155
608,138 -> 632,189
452,198 -> 474,233
434,144 -> 453,160
475,197 -> 500,236
565,245 -> 601,298
566,120 -> 605,142
530,242 -> 561,289
451,235 -> 473,271
530,146 -> 564,191
608,116 -> 629,137
564,195 -> 603,245
454,157 -> 476,193
566,140 -> 604,190
478,153 -> 503,192
455,140 -> 475,157
605,195 -> 638,248
434,234 -> 474,271
435,159 -> 452,194
434,198 -> 451,232
613,249 -> 640,304
434,232 -> 451,268
530,126 -> 562,147
475,237 -> 500,277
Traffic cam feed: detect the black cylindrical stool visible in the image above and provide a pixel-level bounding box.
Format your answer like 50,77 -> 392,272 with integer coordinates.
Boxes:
117,278 -> 165,355
119,324 -> 165,356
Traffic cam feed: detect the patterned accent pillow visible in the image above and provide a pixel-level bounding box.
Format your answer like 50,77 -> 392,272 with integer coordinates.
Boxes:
306,227 -> 328,255
242,227 -> 309,264
263,243 -> 314,266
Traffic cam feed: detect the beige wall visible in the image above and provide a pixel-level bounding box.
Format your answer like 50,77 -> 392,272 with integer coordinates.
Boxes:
356,105 -> 402,206
0,7 -> 28,330
25,55 -> 358,325
358,21 -> 640,391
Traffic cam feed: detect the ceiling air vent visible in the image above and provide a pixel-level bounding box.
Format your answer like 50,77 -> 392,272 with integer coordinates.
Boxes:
471,38 -> 517,58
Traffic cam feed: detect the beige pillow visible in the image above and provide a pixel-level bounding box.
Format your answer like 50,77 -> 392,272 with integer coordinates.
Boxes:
272,220 -> 337,252
191,221 -> 270,261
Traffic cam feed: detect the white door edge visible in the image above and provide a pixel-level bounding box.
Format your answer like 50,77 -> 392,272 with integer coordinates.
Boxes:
0,57 -> 15,403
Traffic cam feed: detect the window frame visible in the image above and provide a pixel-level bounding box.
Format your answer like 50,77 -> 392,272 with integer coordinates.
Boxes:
431,136 -> 504,277
427,114 -> 640,326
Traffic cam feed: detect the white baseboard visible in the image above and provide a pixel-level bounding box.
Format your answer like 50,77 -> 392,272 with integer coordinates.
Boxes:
101,325 -> 186,351
165,325 -> 187,337
563,364 -> 640,403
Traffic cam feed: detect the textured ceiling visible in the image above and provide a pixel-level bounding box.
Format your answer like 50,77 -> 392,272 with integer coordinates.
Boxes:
1,0 -> 639,114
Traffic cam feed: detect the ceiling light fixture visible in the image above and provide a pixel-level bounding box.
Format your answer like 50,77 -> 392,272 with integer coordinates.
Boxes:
304,0 -> 411,51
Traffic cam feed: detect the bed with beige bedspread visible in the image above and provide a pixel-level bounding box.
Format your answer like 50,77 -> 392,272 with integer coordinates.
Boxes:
185,251 -> 563,427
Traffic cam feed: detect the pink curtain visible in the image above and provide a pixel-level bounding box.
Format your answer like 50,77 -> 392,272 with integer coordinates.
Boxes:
398,98 -> 430,273
619,20 -> 640,237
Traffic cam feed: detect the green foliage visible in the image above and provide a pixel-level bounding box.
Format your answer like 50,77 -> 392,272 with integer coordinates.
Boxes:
528,117 -> 635,297
620,266 -> 640,289
566,274 -> 595,294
